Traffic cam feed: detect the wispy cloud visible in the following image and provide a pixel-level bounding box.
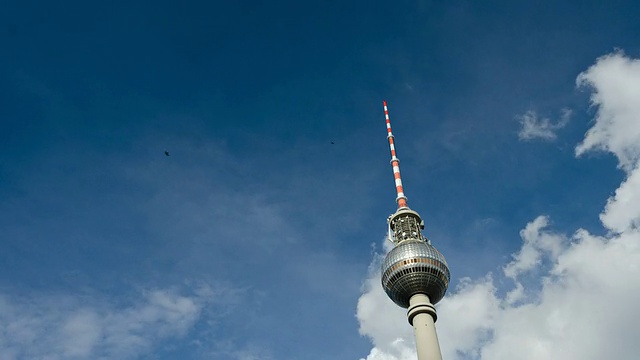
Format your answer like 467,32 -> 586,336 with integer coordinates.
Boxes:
357,52 -> 640,360
0,283 -> 239,359
208,340 -> 275,360
517,109 -> 572,141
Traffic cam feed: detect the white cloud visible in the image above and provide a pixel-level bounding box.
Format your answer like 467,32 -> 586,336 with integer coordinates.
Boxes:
503,215 -> 565,280
600,168 -> 640,233
517,109 -> 571,141
437,277 -> 499,359
576,52 -> 640,171
357,52 -> 640,360
479,227 -> 640,360
0,284 -> 232,359
575,52 -> 640,233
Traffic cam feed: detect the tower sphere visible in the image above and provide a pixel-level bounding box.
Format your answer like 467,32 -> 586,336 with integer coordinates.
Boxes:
381,240 -> 450,308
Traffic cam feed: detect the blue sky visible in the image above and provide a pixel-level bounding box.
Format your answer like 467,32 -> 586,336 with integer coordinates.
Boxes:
2,1 -> 640,359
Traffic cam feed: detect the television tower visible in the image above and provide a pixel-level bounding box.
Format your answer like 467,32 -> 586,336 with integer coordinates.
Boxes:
380,101 -> 450,360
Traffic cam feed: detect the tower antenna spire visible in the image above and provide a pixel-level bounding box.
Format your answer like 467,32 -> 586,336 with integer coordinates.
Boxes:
383,101 -> 409,210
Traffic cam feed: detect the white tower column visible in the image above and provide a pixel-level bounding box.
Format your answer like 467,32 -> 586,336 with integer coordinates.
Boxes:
407,294 -> 442,360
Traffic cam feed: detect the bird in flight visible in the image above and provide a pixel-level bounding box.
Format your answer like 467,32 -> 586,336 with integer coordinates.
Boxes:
164,150 -> 170,156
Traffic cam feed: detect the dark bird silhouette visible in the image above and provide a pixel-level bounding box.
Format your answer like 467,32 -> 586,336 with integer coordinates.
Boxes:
331,141 -> 335,145
164,150 -> 170,156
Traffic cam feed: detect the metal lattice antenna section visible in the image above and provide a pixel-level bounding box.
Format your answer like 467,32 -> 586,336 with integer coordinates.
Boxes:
383,101 -> 409,210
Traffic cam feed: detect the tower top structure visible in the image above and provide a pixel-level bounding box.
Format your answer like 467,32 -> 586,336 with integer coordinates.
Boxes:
380,101 -> 450,306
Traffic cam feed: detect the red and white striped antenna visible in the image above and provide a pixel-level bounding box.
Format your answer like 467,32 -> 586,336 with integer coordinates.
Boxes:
383,101 -> 409,210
